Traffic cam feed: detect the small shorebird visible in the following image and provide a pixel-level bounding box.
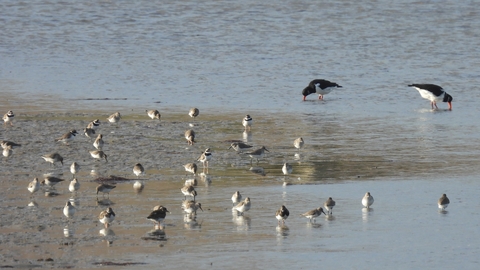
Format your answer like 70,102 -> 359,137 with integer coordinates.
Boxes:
300,207 -> 326,222
3,110 -> 14,126
69,178 -> 80,193
182,200 -> 203,216
98,207 -> 116,228
185,129 -> 195,145
408,84 -> 453,110
1,140 -> 21,149
56,130 -> 78,145
28,178 -> 40,194
2,146 -> 12,157
42,176 -> 65,188
189,108 -> 199,119
324,197 -> 336,215
133,163 -> 145,178
41,153 -> 64,166
362,192 -> 374,208
246,146 -> 269,164
146,109 -> 161,120
302,79 -> 342,101
96,184 -> 116,198
275,205 -> 290,224
83,127 -> 96,138
107,112 -> 121,123
183,163 -> 198,176
181,185 -> 197,201
438,193 -> 450,210
233,197 -> 251,216
89,150 -> 108,162
147,206 -> 170,227
231,191 -> 242,206
70,162 -> 79,177
93,134 -> 104,150
63,201 -> 76,218
282,162 -> 293,175
197,148 -> 212,169
294,137 -> 304,149
228,142 -> 253,153
87,119 -> 100,129
242,115 -> 253,131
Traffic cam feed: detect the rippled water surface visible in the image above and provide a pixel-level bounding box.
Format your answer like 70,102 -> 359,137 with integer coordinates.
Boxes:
1,0 -> 480,269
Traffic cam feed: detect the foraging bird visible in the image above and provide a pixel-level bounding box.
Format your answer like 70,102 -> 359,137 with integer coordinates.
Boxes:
438,194 -> 450,210
147,206 -> 170,227
133,163 -> 145,178
93,134 -> 104,150
294,137 -> 304,149
228,142 -> 253,153
188,108 -> 199,119
181,185 -> 197,201
55,130 -> 78,145
275,205 -> 290,224
63,201 -> 76,218
42,176 -> 65,188
362,192 -> 374,208
408,84 -> 453,110
324,197 -> 336,215
300,207 -> 326,222
146,109 -> 161,120
3,110 -> 14,126
28,178 -> 40,194
98,207 -> 116,228
107,112 -> 121,123
41,153 -> 64,166
233,197 -> 251,216
242,115 -> 253,130
231,191 -> 242,206
183,163 -> 198,176
96,184 -> 116,197
302,79 -> 342,101
282,162 -> 293,175
182,200 -> 203,215
185,129 -> 195,145
89,150 -> 108,162
246,146 -> 269,164
197,148 -> 212,169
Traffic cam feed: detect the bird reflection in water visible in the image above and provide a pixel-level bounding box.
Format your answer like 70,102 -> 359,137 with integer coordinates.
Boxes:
200,173 -> 212,187
248,167 -> 266,176
96,198 -> 114,206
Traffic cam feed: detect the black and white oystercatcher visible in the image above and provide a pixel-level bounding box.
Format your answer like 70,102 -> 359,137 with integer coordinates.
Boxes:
302,79 -> 342,101
408,84 -> 453,110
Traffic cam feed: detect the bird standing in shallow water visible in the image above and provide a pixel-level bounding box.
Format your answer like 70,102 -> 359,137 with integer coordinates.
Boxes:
183,163 -> 198,176
70,162 -> 79,177
93,134 -> 104,150
28,178 -> 40,194
282,163 -> 292,175
242,115 -> 253,131
324,197 -> 336,215
275,205 -> 290,224
302,79 -> 342,101
228,142 -> 253,153
42,153 -> 64,166
181,185 -> 197,201
408,84 -> 453,110
189,108 -> 199,120
133,163 -> 145,178
90,150 -> 108,162
231,191 -> 242,206
63,201 -> 76,218
362,192 -> 374,208
42,176 -> 65,188
185,129 -> 195,145
56,130 -> 78,145
294,137 -> 304,149
197,148 -> 212,170
246,146 -> 269,164
107,112 -> 121,123
233,197 -> 251,216
300,207 -> 326,223
438,194 -> 450,210
69,178 -> 80,193
99,207 -> 116,228
147,206 -> 170,227
96,184 -> 116,198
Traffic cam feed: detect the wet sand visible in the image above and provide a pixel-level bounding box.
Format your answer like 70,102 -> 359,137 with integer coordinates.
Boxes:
0,103 -> 479,269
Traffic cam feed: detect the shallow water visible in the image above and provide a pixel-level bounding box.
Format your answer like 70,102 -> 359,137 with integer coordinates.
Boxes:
1,0 -> 480,269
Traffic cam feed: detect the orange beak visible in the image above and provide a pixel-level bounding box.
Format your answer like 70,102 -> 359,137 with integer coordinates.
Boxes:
448,101 -> 452,110
302,96 -> 306,101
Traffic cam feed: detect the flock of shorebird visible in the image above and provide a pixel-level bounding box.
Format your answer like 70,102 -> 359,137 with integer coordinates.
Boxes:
2,79 -> 453,231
